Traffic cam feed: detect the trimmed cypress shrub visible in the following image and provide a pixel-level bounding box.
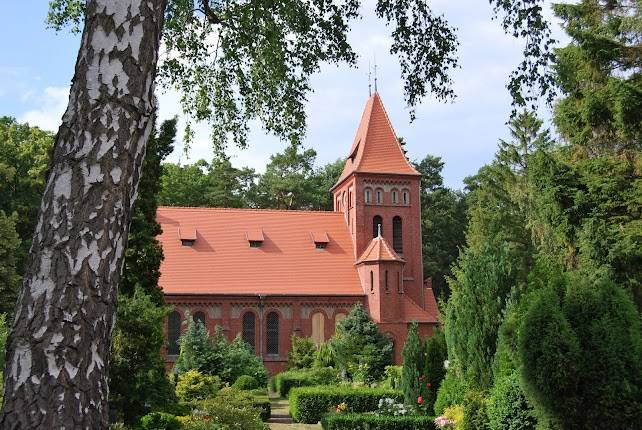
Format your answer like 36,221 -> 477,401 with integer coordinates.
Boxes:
289,386 -> 401,424
274,367 -> 339,397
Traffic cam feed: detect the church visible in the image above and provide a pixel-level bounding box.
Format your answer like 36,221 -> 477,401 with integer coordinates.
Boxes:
157,93 -> 440,374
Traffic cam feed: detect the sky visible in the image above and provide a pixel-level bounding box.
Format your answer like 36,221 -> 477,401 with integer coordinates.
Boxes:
0,1 -> 568,190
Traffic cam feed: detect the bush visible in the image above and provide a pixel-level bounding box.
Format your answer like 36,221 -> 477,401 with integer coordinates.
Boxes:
176,416 -> 227,430
275,367 -> 339,397
434,368 -> 466,415
383,366 -> 402,390
176,370 -> 221,402
487,372 -> 536,430
139,412 -> 181,430
400,323 -> 425,412
233,375 -> 261,390
174,321 -> 268,387
289,386 -> 402,424
462,391 -> 489,430
253,396 -> 272,422
321,413 -> 436,430
314,342 -> 335,368
287,335 -> 317,369
441,405 -> 464,430
330,304 -> 393,382
196,397 -> 268,430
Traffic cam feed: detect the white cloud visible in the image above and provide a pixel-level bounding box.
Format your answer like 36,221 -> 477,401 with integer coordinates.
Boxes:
19,86 -> 69,132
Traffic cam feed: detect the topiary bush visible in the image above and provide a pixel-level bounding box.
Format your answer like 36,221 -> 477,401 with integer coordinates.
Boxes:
139,412 -> 181,430
274,367 -> 339,397
321,413 -> 436,430
487,372 -> 536,430
175,370 -> 221,402
232,374 -> 261,390
289,386 -> 402,424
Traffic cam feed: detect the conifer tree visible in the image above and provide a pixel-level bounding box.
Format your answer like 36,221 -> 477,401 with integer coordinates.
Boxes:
423,329 -> 447,414
400,323 -> 426,410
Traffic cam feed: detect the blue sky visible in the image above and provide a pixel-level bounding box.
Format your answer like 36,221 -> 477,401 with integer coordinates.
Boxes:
0,1 -> 567,189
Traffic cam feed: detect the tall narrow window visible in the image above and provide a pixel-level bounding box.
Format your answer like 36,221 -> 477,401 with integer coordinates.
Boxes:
385,270 -> 389,292
397,271 -> 403,293
376,189 -> 382,203
167,311 -> 181,355
402,191 -> 409,205
393,216 -> 403,253
311,312 -> 325,346
242,312 -> 256,351
266,312 -> 279,355
373,216 -> 383,238
365,189 -> 372,203
370,271 -> 374,293
392,190 -> 398,204
193,311 -> 206,326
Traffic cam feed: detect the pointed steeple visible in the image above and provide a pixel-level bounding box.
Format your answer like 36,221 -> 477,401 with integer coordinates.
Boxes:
333,93 -> 419,189
356,234 -> 405,264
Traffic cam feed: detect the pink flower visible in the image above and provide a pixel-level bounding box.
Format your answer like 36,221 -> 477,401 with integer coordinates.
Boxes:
417,396 -> 424,404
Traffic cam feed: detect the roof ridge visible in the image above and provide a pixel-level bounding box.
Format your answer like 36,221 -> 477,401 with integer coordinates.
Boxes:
157,206 -> 343,215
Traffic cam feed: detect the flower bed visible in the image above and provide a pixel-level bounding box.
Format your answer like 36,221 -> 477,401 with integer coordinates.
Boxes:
321,413 -> 436,430
289,386 -> 402,424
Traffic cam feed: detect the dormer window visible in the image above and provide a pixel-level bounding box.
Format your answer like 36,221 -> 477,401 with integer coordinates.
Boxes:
246,229 -> 264,248
179,225 -> 197,247
311,231 -> 329,250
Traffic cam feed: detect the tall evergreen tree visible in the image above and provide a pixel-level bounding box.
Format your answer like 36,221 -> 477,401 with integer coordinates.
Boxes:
0,212 -> 21,316
120,118 -> 176,303
400,323 -> 425,409
415,155 -> 467,300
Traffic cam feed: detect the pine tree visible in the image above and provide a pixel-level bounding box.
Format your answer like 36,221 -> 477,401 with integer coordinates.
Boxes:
423,330 -> 447,414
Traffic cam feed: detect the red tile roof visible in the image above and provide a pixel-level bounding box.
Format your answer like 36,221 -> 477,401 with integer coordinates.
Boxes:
402,296 -> 439,322
356,235 -> 405,264
157,207 -> 364,296
334,92 -> 419,188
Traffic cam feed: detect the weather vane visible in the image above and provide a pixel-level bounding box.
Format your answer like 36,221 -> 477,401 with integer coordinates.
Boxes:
368,60 -> 372,97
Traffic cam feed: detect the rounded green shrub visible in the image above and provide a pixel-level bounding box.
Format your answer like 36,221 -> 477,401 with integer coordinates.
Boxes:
175,370 -> 221,402
233,374 -> 261,390
321,412 -> 436,430
139,412 -> 181,430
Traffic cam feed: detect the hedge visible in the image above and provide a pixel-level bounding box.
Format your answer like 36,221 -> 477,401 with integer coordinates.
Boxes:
289,386 -> 402,424
321,413 -> 437,430
275,367 -> 339,397
253,395 -> 272,422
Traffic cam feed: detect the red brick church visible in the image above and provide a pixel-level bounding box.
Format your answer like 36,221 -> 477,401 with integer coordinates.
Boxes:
157,93 -> 440,374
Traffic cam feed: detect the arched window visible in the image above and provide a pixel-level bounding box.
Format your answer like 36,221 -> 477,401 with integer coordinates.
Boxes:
393,216 -> 403,253
397,271 -> 403,293
402,190 -> 409,205
335,312 -> 347,330
391,190 -> 398,204
167,311 -> 181,355
193,311 -> 206,326
376,189 -> 383,204
242,312 -> 256,351
370,270 -> 374,293
311,312 -> 325,346
365,188 -> 372,203
373,215 -> 383,238
266,312 -> 279,355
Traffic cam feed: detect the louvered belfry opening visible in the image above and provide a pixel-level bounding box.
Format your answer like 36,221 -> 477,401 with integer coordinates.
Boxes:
393,216 -> 403,253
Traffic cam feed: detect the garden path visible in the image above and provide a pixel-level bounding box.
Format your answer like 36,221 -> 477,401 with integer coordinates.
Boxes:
267,393 -> 321,430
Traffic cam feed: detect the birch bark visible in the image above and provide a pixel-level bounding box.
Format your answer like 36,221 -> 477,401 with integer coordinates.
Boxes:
1,0 -> 166,428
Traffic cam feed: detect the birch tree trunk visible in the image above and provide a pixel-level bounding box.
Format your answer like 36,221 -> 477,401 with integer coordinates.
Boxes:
1,0 -> 166,428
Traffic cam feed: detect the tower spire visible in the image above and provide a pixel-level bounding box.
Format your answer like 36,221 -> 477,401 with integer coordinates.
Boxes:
368,60 -> 372,97
374,56 -> 378,93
